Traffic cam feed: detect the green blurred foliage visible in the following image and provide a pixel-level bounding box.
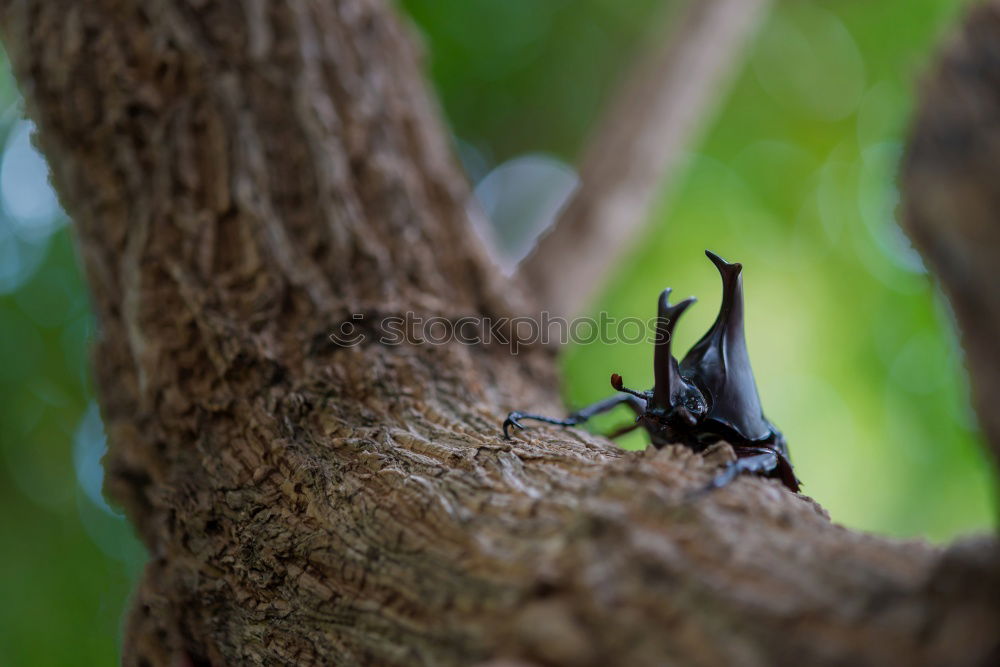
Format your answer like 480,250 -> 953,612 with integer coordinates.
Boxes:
403,0 -> 995,540
0,227 -> 146,666
0,0 -> 995,663
561,0 -> 997,542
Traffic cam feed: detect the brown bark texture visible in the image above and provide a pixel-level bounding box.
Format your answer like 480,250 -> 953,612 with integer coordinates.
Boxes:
1,1 -> 998,666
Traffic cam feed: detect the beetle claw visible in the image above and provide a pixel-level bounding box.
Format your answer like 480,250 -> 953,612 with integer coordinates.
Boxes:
502,413 -> 526,439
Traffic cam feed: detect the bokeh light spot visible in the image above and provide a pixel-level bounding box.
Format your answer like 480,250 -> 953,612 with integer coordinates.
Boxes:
1,120 -> 62,240
752,6 -> 866,121
73,402 -> 120,518
0,221 -> 48,294
889,331 -> 949,395
858,142 -> 927,275
472,152 -> 577,272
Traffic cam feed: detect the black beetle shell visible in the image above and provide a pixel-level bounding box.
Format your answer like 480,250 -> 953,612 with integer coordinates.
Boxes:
678,251 -> 773,443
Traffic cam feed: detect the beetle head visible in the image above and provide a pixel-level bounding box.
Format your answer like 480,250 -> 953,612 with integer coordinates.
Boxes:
611,289 -> 707,441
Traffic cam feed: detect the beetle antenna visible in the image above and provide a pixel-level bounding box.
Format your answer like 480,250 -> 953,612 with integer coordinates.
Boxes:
610,373 -> 649,400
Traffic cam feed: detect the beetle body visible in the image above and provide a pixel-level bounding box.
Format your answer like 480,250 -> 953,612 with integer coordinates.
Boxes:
505,250 -> 800,493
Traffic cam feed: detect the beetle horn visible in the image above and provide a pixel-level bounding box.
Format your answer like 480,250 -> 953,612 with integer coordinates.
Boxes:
650,288 -> 695,413
678,250 -> 771,440
705,250 -> 742,326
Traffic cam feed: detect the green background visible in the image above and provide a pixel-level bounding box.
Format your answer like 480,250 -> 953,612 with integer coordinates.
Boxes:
0,1 -> 995,663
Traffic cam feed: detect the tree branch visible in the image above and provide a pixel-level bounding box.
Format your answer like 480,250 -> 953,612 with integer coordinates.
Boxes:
901,0 -> 1000,467
516,0 -> 771,318
1,1 -> 998,666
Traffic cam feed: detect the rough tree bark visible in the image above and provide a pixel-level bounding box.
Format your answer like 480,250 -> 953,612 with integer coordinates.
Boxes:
901,2 -> 1000,468
1,1 -> 998,666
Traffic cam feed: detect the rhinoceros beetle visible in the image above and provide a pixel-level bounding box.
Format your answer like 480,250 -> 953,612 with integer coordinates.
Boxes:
503,250 -> 800,493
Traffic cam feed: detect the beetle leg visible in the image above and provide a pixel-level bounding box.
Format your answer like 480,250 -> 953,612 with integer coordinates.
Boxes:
772,433 -> 794,468
600,393 -> 649,439
689,445 -> 801,498
571,392 -> 646,421
760,432 -> 800,491
503,393 -> 645,440
604,421 -> 643,440
503,412 -> 574,438
706,448 -> 778,490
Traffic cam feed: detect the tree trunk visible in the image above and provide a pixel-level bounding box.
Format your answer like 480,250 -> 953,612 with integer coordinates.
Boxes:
2,1 -> 997,666
901,3 -> 1000,468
